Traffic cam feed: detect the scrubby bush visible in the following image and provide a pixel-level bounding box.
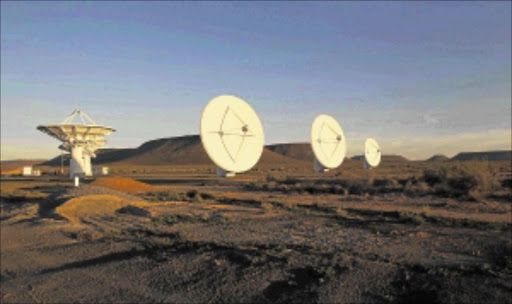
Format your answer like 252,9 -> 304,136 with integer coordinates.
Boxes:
347,180 -> 367,195
373,178 -> 401,189
186,190 -> 199,199
421,161 -> 499,198
152,213 -> 206,225
261,203 -> 274,211
199,192 -> 215,200
422,169 -> 444,187
144,190 -> 213,202
144,191 -> 185,201
282,176 -> 299,185
404,180 -> 431,197
265,174 -> 277,182
501,178 -> 512,189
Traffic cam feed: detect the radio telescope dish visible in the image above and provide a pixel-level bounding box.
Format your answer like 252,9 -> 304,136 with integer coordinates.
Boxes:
199,95 -> 264,177
364,138 -> 381,168
37,109 -> 115,179
310,114 -> 346,172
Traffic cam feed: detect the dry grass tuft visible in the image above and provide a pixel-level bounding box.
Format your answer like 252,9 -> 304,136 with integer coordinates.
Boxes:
92,177 -> 152,193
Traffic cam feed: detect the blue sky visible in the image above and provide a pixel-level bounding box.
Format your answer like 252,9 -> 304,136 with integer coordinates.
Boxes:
1,1 -> 511,160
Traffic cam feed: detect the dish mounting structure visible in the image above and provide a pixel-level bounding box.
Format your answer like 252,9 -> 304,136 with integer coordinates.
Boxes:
37,109 -> 115,179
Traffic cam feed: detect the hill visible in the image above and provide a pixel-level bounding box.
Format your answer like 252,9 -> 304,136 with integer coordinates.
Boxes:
41,135 -> 308,167
266,143 -> 313,162
450,150 -> 512,161
113,135 -> 212,166
427,154 -> 449,162
1,159 -> 46,174
41,148 -> 135,167
265,144 -> 412,165
351,155 -> 409,162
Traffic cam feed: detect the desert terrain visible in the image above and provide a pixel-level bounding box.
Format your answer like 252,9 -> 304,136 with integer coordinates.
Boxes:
1,138 -> 511,303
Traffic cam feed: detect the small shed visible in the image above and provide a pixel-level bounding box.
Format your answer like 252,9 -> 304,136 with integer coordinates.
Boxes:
22,166 -> 33,176
93,167 -> 109,176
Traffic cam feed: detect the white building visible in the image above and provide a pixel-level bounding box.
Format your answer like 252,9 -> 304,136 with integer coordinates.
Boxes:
22,166 -> 33,176
92,167 -> 109,176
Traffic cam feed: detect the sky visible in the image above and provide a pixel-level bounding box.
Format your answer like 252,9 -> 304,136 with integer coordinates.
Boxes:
1,1 -> 511,161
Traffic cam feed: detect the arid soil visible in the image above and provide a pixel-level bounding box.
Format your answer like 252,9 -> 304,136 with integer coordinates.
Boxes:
1,172 -> 511,303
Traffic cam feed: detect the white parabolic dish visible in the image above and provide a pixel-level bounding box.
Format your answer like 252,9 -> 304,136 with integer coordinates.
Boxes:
310,114 -> 346,169
200,95 -> 264,173
365,138 -> 381,168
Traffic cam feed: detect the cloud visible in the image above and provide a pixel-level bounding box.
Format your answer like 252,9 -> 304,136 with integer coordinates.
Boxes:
422,112 -> 440,125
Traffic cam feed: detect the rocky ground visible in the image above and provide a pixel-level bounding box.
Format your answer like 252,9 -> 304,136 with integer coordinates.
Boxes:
1,178 -> 511,303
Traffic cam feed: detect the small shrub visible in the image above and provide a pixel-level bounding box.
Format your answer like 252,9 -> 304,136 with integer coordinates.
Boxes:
144,191 -> 185,201
267,181 -> 277,190
421,205 -> 431,216
186,190 -> 198,198
152,213 -> 206,225
447,176 -> 477,195
398,212 -> 425,225
417,181 -> 430,193
501,178 -> 512,189
261,203 -> 274,211
276,184 -> 292,193
422,161 -> 499,197
116,205 -> 150,217
373,178 -> 391,187
199,192 -> 215,200
317,265 -> 336,279
336,208 -> 351,219
282,176 -> 299,185
266,174 -> 277,182
433,182 -> 451,196
304,184 -> 321,194
403,180 -> 431,196
186,190 -> 208,202
281,201 -> 297,210
348,180 -> 366,195
422,169 -> 444,187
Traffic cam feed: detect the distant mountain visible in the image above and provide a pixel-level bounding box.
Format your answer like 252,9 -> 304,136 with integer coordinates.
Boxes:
112,135 -> 212,166
1,159 -> 46,166
351,155 -> 409,162
36,135 -> 511,168
450,150 -> 512,161
42,148 -> 133,167
266,143 -> 313,162
41,135 -> 308,167
427,154 -> 449,162
266,143 -> 412,164
1,159 -> 46,175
